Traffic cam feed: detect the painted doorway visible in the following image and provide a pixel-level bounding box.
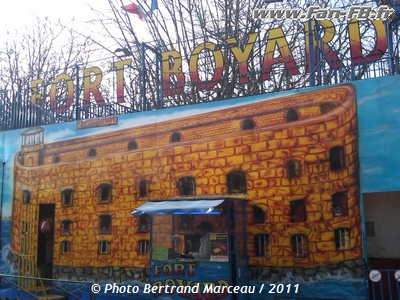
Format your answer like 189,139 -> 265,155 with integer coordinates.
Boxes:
37,204 -> 55,279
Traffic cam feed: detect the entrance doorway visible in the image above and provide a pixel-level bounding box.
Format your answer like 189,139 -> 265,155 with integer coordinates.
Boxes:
37,204 -> 55,279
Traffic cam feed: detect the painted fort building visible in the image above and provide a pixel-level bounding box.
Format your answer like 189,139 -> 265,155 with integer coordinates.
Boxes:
10,84 -> 362,283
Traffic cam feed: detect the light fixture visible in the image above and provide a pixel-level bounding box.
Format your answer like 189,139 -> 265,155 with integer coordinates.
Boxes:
114,48 -> 132,57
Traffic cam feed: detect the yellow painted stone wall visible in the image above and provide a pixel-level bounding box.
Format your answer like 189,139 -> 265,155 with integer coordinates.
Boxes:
11,84 -> 360,269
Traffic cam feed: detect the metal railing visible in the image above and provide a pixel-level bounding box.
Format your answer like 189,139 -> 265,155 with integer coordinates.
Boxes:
1,19 -> 399,132
0,273 -> 92,300
365,269 -> 400,300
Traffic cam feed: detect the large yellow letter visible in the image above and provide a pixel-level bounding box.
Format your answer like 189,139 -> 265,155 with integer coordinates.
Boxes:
303,20 -> 343,72
261,28 -> 299,81
112,59 -> 132,103
30,79 -> 42,103
227,32 -> 258,84
49,73 -> 74,113
161,50 -> 185,96
83,66 -> 105,105
189,42 -> 223,90
348,18 -> 387,63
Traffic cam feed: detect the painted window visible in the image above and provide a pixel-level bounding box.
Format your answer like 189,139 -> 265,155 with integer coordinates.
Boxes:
98,183 -> 112,203
252,205 -> 265,224
99,215 -> 112,234
332,191 -> 348,217
170,132 -> 181,142
98,241 -> 111,254
22,221 -> 28,235
226,170 -> 247,194
138,180 -> 149,198
61,189 -> 73,207
335,228 -> 350,250
329,146 -> 344,170
137,214 -> 149,233
138,240 -> 149,254
291,234 -> 307,258
254,234 -> 269,256
21,237 -> 27,254
88,148 -> 96,157
290,200 -> 306,222
178,176 -> 195,196
61,220 -> 73,235
242,118 -> 255,130
60,240 -> 71,254
22,190 -> 30,204
288,160 -> 300,177
320,102 -> 336,113
286,108 -> 299,122
127,140 -> 137,150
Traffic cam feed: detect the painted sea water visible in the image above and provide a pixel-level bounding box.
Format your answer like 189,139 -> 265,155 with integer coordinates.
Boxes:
0,219 -> 14,275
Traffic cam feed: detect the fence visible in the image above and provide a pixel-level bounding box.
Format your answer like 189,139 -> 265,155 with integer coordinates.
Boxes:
1,18 -> 399,132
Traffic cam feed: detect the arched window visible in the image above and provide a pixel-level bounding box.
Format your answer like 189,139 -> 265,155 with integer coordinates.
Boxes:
335,228 -> 350,250
61,188 -> 73,207
138,240 -> 149,254
88,148 -> 97,157
320,103 -> 336,113
22,190 -> 30,204
291,234 -> 307,257
178,177 -> 195,196
137,214 -> 149,233
127,141 -> 137,150
254,234 -> 269,256
288,160 -> 300,177
242,119 -> 255,130
286,108 -> 299,122
138,180 -> 150,198
329,146 -> 344,170
99,215 -> 112,234
98,241 -> 111,254
98,183 -> 112,203
226,170 -> 247,194
290,200 -> 306,222
332,191 -> 348,217
60,240 -> 71,254
252,205 -> 265,224
54,156 -> 60,163
170,132 -> 181,143
61,220 -> 73,235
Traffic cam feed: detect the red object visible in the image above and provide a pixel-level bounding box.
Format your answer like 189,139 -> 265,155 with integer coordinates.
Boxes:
40,219 -> 53,235
122,3 -> 144,20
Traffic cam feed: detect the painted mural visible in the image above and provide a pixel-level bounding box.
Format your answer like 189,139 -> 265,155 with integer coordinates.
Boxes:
1,75 -> 400,299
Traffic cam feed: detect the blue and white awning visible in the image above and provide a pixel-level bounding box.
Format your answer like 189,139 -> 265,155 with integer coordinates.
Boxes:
131,199 -> 225,216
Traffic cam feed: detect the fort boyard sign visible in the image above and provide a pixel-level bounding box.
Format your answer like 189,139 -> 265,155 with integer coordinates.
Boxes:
30,19 -> 387,112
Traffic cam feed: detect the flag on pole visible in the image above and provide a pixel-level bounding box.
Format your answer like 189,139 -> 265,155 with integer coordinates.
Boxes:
122,1 -> 158,21
121,3 -> 146,20
150,0 -> 158,12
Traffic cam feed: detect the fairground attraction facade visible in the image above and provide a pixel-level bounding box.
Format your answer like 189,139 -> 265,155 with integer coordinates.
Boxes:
1,8 -> 400,300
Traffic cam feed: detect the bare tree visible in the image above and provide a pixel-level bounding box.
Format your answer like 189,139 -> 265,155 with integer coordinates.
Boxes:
0,17 -> 93,119
89,0 -> 393,110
